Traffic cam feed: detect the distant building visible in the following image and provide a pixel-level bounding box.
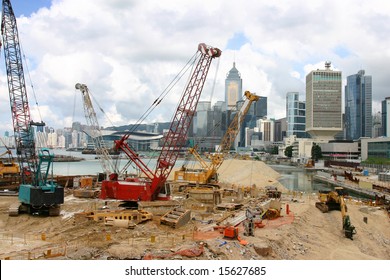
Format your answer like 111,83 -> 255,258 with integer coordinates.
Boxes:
274,118 -> 287,142
257,118 -> 274,142
286,92 -> 308,138
305,61 -> 342,140
360,137 -> 390,161
190,101 -> 225,152
254,96 -> 267,119
225,62 -> 242,111
345,70 -> 372,140
382,97 -> 390,137
372,111 -> 382,138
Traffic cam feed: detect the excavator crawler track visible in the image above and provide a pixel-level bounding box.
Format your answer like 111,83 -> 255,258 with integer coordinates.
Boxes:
8,202 -> 21,216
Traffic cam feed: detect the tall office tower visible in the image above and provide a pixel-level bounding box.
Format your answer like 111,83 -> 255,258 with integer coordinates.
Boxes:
372,111 -> 382,138
254,96 -> 267,119
225,62 -> 242,111
236,98 -> 257,147
305,61 -> 342,140
345,70 -> 372,140
256,118 -> 274,142
192,101 -> 212,137
286,92 -> 307,138
274,118 -> 287,142
382,97 -> 390,137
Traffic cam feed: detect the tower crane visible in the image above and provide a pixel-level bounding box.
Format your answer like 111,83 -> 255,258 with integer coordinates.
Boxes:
173,90 -> 260,185
1,0 -> 63,216
100,43 -> 221,204
75,83 -> 119,179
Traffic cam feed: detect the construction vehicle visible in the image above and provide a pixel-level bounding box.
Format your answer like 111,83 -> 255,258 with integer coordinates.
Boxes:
1,0 -> 64,216
174,91 -> 260,185
75,83 -> 120,179
315,187 -> 356,240
0,145 -> 19,178
99,43 -> 221,205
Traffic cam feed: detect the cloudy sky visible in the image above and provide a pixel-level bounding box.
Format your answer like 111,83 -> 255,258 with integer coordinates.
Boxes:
1,0 -> 389,135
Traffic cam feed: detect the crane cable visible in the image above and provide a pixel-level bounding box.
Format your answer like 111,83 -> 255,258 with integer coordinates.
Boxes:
87,88 -> 115,128
124,50 -> 200,170
20,43 -> 48,149
129,51 -> 200,134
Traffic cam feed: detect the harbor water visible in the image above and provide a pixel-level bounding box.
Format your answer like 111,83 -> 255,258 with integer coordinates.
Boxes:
270,164 -> 329,193
52,150 -> 327,193
1,147 -> 331,193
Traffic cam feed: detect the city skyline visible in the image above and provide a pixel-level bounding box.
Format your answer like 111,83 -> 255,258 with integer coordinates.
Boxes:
1,0 -> 389,136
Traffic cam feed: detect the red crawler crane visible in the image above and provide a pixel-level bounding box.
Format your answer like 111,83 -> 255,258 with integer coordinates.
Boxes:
100,43 -> 221,202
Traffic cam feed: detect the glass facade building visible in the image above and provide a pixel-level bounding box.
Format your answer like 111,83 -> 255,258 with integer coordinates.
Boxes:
345,70 -> 372,140
286,92 -> 308,138
381,97 -> 390,137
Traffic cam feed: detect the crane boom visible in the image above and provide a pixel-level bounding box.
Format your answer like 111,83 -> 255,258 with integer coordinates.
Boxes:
1,0 -> 63,216
174,91 -> 260,184
1,0 -> 39,185
100,43 -> 221,202
75,83 -> 118,178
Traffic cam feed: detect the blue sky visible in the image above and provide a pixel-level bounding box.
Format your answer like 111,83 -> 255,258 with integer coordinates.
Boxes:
9,0 -> 51,17
0,0 -> 389,135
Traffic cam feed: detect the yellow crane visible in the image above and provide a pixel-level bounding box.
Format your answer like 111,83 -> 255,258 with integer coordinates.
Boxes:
173,90 -> 260,185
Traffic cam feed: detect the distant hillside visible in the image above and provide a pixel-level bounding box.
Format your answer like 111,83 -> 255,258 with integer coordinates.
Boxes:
105,122 -> 171,134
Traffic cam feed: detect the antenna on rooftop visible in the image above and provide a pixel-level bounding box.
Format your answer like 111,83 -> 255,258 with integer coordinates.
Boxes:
325,61 -> 331,70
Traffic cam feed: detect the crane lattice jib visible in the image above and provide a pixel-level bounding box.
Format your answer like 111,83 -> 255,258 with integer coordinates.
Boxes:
1,0 -> 39,185
113,43 -> 220,189
153,43 -> 221,186
75,83 -> 118,177
212,91 -> 260,170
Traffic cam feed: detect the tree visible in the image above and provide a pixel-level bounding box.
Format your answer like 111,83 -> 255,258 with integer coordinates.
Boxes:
284,146 -> 293,158
311,143 -> 322,161
270,146 -> 279,155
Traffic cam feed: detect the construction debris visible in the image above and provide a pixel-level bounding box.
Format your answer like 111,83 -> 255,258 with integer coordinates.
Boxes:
1,159 -> 390,260
160,207 -> 191,228
74,209 -> 153,228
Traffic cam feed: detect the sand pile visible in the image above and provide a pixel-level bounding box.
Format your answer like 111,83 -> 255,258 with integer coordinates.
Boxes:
218,159 -> 282,189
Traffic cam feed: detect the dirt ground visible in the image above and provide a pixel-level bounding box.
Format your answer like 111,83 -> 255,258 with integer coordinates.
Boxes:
0,159 -> 389,260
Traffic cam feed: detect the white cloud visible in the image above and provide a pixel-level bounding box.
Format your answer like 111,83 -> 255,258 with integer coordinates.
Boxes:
1,0 -> 389,135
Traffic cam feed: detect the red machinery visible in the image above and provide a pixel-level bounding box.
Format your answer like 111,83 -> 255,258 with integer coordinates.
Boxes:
100,43 -> 221,202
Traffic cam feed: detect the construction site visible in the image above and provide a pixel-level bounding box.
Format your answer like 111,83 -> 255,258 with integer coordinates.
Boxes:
0,158 -> 389,260
0,0 -> 389,261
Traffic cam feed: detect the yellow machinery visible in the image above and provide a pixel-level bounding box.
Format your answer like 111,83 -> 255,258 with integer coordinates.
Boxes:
315,187 -> 356,240
174,91 -> 260,185
0,149 -> 20,178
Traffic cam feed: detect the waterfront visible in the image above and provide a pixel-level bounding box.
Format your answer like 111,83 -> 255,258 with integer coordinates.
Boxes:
53,150 -> 328,192
1,147 -> 332,192
269,164 -> 330,193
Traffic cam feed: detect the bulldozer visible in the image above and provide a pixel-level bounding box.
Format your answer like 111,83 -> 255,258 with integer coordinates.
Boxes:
315,187 -> 356,240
